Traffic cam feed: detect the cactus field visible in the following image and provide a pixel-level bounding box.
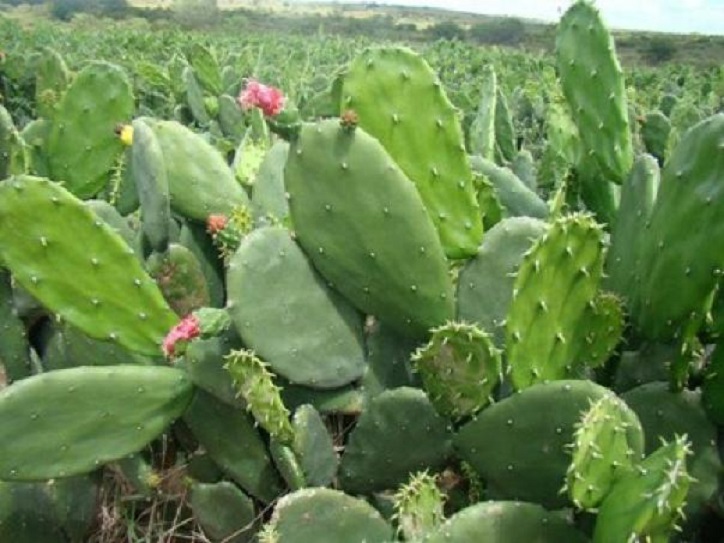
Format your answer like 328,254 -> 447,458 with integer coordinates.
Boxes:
0,1 -> 723,541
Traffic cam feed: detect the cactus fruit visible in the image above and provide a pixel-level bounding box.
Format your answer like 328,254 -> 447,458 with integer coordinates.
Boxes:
392,471 -> 445,541
47,62 -> 134,198
341,46 -> 482,259
265,488 -> 393,543
506,213 -> 606,390
592,436 -> 693,543
425,501 -> 589,543
556,0 -> 633,184
226,226 -> 366,389
0,365 -> 192,480
454,380 -> 616,508
563,394 -> 645,510
339,387 -> 453,495
285,119 -> 454,338
411,321 -> 502,419
457,217 -> 548,347
225,349 -> 295,445
0,176 -> 177,356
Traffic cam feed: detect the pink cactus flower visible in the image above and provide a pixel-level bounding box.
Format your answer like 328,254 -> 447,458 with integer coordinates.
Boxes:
162,314 -> 201,358
238,79 -> 285,117
206,214 -> 228,235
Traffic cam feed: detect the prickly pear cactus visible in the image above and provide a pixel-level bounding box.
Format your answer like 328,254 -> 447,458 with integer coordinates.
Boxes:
47,62 -> 134,198
455,380 -> 616,508
226,226 -> 366,389
556,0 -> 633,184
592,436 -> 693,543
564,394 -> 645,510
285,119 -> 454,337
146,244 -> 210,317
457,217 -> 548,347
634,114 -> 724,340
392,471 -> 445,541
0,270 -> 30,383
411,321 -> 502,419
189,480 -> 258,543
339,387 -> 453,495
266,488 -> 393,543
0,104 -> 27,179
506,213 -> 606,390
225,349 -> 295,445
34,47 -> 71,119
0,176 -> 177,356
341,46 -> 482,259
425,501 -> 589,543
469,65 -> 496,160
0,365 -> 192,480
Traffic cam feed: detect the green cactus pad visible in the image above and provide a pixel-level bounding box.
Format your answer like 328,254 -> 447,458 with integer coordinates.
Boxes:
0,365 -> 192,480
424,501 -> 589,543
218,94 -> 245,140
146,119 -> 249,221
183,66 -> 211,126
494,87 -> 517,163
281,381 -> 365,416
457,217 -> 548,347
184,330 -> 244,407
564,394 -> 645,510
227,226 -> 366,388
361,321 -> 420,400
20,118 -> 51,178
341,46 -> 482,259
339,387 -> 452,495
469,156 -> 548,219
47,62 -> 134,198
0,270 -> 31,383
455,379 -> 615,508
34,47 -> 70,119
506,213 -> 606,390
556,0 -> 633,184
292,404 -> 339,487
183,388 -> 283,503
0,481 -> 64,542
703,342 -> 724,424
131,118 -> 172,254
641,110 -> 672,165
49,474 -> 99,543
0,176 -> 177,356
266,488 -> 393,543
251,140 -> 290,225
592,436 -> 693,543
469,65 -> 496,160
622,382 -> 721,524
147,243 -> 210,317
635,114 -> 724,340
412,321 -> 502,419
605,154 -> 659,307
190,480 -> 258,543
285,119 -> 454,337
0,104 -> 27,180
393,471 -> 445,541
225,349 -> 295,445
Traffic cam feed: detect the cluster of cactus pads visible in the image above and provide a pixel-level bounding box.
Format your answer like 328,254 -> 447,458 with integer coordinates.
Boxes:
1,1 -> 724,541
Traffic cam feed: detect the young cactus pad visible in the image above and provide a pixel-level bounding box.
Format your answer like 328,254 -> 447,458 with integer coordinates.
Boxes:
0,366 -> 192,480
556,0 -> 633,184
506,213 -> 606,390
226,226 -> 366,389
411,321 -> 502,419
341,46 -> 482,259
392,471 -> 445,541
0,176 -> 177,356
285,119 -> 454,338
592,436 -> 693,543
564,394 -> 645,510
47,62 -> 134,198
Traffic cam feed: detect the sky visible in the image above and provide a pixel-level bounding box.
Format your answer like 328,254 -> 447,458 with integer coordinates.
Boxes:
300,0 -> 724,35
